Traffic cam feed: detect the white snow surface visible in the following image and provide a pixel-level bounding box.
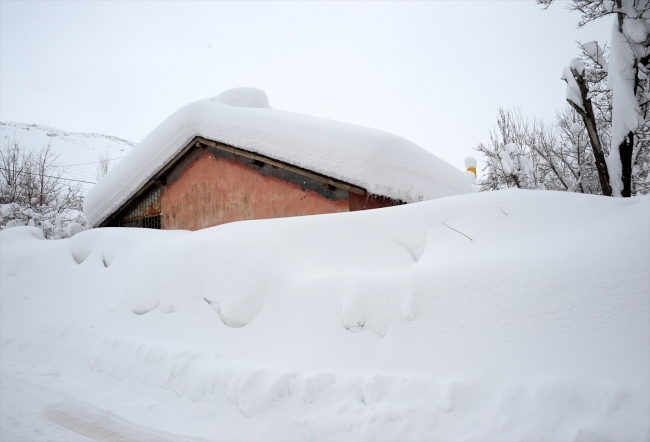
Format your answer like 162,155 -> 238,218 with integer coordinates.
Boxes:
570,122 -> 583,135
2,190 -> 649,441
561,65 -> 585,111
582,41 -> 609,73
83,88 -> 472,228
569,58 -> 585,75
464,156 -> 477,169
608,16 -> 646,196
0,121 -> 135,191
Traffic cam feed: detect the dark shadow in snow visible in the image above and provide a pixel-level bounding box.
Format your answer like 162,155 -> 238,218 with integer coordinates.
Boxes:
203,297 -> 247,328
392,239 -> 427,263
132,301 -> 159,315
71,244 -> 93,264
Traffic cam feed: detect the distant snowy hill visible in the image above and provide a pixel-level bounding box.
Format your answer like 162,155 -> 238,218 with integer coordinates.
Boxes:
0,122 -> 135,191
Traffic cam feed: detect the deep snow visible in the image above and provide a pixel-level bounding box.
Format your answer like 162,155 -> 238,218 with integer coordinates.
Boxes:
1,190 -> 649,441
83,88 -> 472,228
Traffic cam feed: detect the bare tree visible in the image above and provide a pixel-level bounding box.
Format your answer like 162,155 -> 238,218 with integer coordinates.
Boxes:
476,105 -> 619,195
554,105 -> 602,194
476,108 -> 541,191
95,151 -> 112,182
479,19 -> 649,197
561,57 -> 612,195
0,136 -> 28,204
0,138 -> 85,238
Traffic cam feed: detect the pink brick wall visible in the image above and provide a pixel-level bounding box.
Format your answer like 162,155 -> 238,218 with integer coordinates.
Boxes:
160,151 -> 349,231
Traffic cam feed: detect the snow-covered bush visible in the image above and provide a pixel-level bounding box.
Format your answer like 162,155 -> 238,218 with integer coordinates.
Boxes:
0,202 -> 85,239
0,137 -> 86,238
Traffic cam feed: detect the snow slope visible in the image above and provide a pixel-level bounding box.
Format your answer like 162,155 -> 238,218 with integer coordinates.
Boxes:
1,190 -> 648,441
0,121 -> 135,191
83,88 -> 472,228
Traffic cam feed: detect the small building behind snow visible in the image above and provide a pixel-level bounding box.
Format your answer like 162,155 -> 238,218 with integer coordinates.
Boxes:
84,88 -> 472,230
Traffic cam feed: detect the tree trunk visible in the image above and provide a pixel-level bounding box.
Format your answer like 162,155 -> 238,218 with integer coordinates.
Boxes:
567,67 -> 613,196
619,131 -> 634,197
615,4 -> 634,197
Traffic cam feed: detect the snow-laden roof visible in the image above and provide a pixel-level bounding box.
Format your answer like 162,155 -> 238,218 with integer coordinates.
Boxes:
84,88 -> 472,227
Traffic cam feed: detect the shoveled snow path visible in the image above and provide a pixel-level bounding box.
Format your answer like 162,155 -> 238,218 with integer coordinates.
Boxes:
1,372 -> 93,442
1,371 -> 185,442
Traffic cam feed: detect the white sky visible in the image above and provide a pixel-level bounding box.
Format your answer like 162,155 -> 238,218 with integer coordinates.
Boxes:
0,1 -> 611,173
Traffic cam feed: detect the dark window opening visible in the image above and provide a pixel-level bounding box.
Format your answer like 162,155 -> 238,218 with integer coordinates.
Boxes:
116,187 -> 162,229
119,214 -> 161,229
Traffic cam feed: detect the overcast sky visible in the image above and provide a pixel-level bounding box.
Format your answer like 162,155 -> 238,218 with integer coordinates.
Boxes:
0,1 -> 611,172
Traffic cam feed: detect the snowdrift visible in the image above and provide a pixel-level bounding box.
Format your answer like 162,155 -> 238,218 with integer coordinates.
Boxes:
1,190 -> 648,441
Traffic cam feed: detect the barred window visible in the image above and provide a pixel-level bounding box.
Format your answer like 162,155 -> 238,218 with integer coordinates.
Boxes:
118,187 -> 162,229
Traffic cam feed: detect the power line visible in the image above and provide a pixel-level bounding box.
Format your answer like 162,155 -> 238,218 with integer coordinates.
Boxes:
57,157 -> 125,167
0,168 -> 96,184
64,168 -> 97,179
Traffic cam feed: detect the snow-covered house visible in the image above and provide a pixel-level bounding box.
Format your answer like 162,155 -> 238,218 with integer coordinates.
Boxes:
84,88 -> 472,231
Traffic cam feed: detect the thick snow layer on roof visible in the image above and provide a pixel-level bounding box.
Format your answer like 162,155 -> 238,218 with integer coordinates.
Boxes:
2,191 -> 649,439
83,88 -> 471,227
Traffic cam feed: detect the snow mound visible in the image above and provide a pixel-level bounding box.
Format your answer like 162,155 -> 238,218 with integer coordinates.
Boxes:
561,63 -> 585,111
464,156 -> 477,169
212,87 -> 270,108
83,88 -> 472,228
570,122 -> 583,135
2,190 -> 648,440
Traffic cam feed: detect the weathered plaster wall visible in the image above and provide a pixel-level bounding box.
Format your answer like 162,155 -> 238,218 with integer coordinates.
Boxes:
160,151 -> 349,231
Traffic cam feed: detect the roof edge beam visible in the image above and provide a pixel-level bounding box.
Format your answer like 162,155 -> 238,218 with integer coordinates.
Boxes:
196,137 -> 366,195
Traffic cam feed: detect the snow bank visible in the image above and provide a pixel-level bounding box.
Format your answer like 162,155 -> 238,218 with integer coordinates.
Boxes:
83,88 -> 472,228
2,190 -> 648,440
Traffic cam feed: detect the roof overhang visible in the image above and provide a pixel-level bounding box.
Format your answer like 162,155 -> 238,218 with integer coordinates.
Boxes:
99,136 -> 367,228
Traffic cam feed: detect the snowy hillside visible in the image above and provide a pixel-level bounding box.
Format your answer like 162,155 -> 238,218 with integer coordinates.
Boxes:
0,122 -> 135,190
1,190 -> 648,441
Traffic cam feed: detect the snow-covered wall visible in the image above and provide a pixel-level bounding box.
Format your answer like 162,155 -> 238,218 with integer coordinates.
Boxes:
83,88 -> 472,228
